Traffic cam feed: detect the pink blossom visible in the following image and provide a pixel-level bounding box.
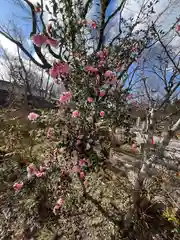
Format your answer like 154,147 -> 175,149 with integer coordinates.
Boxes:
98,60 -> 105,67
49,67 -> 59,78
53,198 -> 64,215
35,7 -> 41,13
87,97 -> 94,103
35,171 -> 46,177
56,198 -> 64,207
49,62 -> 70,78
47,127 -> 54,138
106,77 -> 117,85
27,164 -> 47,179
79,159 -> 86,166
46,38 -> 58,47
96,51 -> 104,59
80,171 -> 85,179
99,91 -> 105,97
132,143 -> 137,152
84,66 -> 98,74
100,111 -> 105,117
13,182 -> 23,192
28,112 -> 39,121
76,139 -> 81,145
96,48 -> 108,60
59,91 -> 72,103
27,163 -> 37,174
91,21 -> 97,29
103,48 -> 108,56
132,46 -> 137,52
104,70 -> 116,79
176,24 -> 180,32
31,34 -> 48,47
72,110 -> 80,118
58,62 -> 70,75
27,163 -> 37,179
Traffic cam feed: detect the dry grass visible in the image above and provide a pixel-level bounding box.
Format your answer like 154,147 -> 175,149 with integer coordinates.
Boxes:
0,108 -> 179,239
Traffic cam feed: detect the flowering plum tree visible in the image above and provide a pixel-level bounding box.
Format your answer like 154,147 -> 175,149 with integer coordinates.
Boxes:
0,0 -> 180,236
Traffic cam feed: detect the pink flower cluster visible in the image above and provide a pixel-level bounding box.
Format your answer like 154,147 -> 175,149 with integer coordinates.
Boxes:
84,66 -> 98,74
13,182 -> 23,192
91,21 -> 97,29
27,163 -> 46,180
99,91 -> 105,97
32,2 -> 41,13
28,112 -> 39,121
34,7 -> 41,13
53,198 -> 64,215
73,158 -> 92,180
13,164 -> 47,192
59,91 -> 72,104
49,62 -> 70,78
104,70 -> 116,79
176,24 -> 180,32
132,46 -> 137,52
47,127 -> 54,138
132,143 -> 137,152
87,97 -> 94,103
79,19 -> 97,29
96,48 -> 108,67
96,48 -> 108,60
100,111 -> 105,117
31,34 -> 58,47
104,70 -> 117,84
72,110 -> 80,118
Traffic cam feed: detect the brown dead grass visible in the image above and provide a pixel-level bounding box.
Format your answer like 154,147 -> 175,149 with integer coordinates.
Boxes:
0,108 -> 179,239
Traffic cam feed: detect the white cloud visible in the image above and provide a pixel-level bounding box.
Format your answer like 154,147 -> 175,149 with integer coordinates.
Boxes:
124,0 -> 180,27
104,0 -> 180,46
0,35 -> 19,80
0,34 -> 18,55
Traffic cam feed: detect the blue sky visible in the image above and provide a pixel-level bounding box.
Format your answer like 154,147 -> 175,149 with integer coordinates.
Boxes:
0,0 -> 118,40
0,0 -> 22,22
0,0 -> 32,38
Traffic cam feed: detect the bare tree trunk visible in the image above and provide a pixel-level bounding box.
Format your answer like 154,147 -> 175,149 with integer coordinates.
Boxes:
125,113 -> 180,228
133,108 -> 155,206
24,81 -> 28,109
45,76 -> 50,99
48,82 -> 54,100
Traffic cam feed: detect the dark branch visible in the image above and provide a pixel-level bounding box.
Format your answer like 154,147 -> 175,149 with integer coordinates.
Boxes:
82,0 -> 92,19
96,0 -> 127,51
23,0 -> 51,68
152,24 -> 180,73
0,30 -> 46,69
